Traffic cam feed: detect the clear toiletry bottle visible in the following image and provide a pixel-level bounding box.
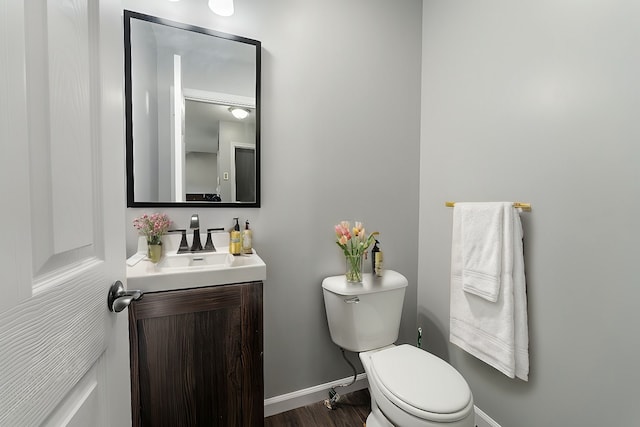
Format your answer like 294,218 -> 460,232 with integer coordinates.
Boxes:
242,220 -> 253,254
371,239 -> 383,277
230,217 -> 241,255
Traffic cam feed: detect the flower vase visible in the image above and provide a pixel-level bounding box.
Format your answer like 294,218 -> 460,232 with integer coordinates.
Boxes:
345,254 -> 363,283
147,241 -> 162,263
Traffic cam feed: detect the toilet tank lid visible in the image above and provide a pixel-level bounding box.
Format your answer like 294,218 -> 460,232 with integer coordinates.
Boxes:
322,270 -> 408,296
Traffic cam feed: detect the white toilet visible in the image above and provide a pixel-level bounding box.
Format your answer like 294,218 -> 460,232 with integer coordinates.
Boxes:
322,270 -> 474,427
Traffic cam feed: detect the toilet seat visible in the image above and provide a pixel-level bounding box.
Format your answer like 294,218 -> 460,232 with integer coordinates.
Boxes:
369,345 -> 473,423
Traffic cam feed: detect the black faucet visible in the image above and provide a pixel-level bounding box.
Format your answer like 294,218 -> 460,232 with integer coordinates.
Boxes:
204,228 -> 225,252
190,214 -> 203,252
168,229 -> 190,253
171,216 -> 223,253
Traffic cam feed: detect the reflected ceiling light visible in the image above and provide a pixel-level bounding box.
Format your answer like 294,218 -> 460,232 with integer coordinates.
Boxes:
209,0 -> 234,16
229,107 -> 250,119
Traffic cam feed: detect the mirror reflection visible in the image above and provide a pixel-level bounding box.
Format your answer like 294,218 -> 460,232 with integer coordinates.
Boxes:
125,11 -> 261,207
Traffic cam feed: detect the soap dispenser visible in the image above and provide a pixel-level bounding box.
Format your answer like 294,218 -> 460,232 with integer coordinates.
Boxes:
371,239 -> 383,277
230,217 -> 241,255
242,220 -> 253,254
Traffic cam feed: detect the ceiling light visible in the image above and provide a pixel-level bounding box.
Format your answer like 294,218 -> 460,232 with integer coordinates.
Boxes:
209,0 -> 234,16
229,107 -> 250,120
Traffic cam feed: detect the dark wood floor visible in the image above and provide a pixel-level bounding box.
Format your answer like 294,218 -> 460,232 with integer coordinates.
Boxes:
264,389 -> 370,427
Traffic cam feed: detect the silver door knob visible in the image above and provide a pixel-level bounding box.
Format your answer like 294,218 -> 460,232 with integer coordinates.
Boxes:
107,280 -> 143,312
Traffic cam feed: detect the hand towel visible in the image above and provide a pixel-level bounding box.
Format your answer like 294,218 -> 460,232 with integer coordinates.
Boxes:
449,202 -> 529,380
460,203 -> 503,302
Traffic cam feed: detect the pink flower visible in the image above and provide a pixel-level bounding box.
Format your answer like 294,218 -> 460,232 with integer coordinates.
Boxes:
334,220 -> 379,259
335,222 -> 351,241
133,213 -> 172,244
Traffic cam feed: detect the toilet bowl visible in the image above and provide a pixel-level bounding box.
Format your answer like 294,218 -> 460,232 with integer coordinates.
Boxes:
361,345 -> 474,427
322,271 -> 474,427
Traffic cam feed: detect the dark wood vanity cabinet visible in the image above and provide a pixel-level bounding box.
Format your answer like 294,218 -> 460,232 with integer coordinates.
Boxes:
128,282 -> 263,427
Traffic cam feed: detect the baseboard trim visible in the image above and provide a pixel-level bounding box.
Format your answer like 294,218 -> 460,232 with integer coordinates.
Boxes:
475,406 -> 502,427
264,375 -> 501,427
263,373 -> 368,417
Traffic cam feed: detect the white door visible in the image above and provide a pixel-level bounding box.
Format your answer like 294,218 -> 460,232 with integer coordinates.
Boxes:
0,1 -> 130,426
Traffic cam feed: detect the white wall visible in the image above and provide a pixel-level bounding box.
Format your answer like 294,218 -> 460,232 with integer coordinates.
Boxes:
130,19 -> 159,201
185,152 -> 217,193
419,1 -> 640,425
124,0 -> 422,399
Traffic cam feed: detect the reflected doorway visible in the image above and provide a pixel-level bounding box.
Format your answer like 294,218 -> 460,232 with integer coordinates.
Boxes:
232,144 -> 256,203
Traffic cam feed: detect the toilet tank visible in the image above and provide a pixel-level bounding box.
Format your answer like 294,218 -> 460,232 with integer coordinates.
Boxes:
322,270 -> 408,352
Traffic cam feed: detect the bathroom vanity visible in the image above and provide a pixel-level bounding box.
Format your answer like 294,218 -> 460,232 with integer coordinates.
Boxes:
126,235 -> 266,426
128,281 -> 263,427
122,7 -> 266,423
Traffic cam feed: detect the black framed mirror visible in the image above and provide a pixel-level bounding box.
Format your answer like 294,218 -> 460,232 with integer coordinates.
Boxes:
124,11 -> 261,207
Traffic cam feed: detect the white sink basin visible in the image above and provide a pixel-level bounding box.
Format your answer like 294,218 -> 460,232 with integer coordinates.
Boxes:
158,252 -> 234,270
126,243 -> 266,293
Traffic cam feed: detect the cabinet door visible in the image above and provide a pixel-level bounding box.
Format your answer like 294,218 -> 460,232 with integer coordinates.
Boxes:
129,282 -> 263,427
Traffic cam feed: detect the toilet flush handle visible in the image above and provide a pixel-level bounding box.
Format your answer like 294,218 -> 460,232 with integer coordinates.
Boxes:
344,296 -> 360,304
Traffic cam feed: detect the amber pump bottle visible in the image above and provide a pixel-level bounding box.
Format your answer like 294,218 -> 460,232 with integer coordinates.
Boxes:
230,217 -> 241,255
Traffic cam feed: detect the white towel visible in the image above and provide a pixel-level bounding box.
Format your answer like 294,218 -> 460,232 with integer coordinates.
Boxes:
449,202 -> 529,380
460,203 -> 503,302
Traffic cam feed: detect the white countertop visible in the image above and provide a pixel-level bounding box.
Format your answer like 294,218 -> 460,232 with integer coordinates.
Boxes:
126,233 -> 266,293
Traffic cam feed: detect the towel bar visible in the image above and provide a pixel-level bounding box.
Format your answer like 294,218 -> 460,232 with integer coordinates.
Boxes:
445,201 -> 531,211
